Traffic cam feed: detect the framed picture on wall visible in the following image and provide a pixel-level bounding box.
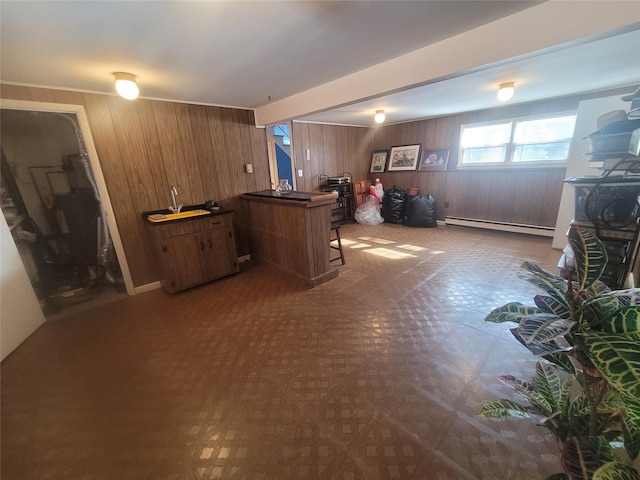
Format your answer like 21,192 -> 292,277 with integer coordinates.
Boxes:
369,149 -> 388,173
418,149 -> 449,171
388,144 -> 421,171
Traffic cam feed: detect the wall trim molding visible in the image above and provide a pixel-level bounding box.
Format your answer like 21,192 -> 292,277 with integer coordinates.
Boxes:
445,216 -> 555,238
134,281 -> 161,294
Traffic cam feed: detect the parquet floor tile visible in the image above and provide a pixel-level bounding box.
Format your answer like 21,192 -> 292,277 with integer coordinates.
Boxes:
1,223 -> 566,479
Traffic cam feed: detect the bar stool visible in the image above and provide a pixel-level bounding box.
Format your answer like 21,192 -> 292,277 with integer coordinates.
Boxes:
330,225 -> 345,265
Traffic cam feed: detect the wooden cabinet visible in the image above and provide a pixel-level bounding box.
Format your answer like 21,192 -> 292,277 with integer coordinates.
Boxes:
148,211 -> 238,293
240,191 -> 338,287
200,216 -> 238,281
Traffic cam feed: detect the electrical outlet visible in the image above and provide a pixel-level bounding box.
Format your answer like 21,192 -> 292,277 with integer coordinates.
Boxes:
298,169 -> 303,177
245,163 -> 253,174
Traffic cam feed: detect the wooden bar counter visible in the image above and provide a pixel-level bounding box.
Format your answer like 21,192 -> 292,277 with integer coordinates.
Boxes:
240,190 -> 339,287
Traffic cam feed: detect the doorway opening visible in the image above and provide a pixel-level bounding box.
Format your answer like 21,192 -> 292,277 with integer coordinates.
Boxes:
266,123 -> 295,190
1,104 -> 131,320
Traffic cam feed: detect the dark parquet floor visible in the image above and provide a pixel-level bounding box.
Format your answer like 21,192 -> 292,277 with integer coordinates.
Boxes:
2,223 -> 566,479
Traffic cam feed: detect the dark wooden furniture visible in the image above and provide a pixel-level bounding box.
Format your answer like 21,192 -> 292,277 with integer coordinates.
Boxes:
353,180 -> 372,210
330,225 -> 345,265
144,209 -> 238,294
319,174 -> 354,225
240,190 -> 339,287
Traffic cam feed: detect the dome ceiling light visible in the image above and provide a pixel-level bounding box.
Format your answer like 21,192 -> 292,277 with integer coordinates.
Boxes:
497,82 -> 515,102
114,72 -> 139,100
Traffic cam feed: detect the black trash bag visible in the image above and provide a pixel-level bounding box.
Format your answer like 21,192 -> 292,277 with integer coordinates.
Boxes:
404,194 -> 437,228
381,186 -> 407,224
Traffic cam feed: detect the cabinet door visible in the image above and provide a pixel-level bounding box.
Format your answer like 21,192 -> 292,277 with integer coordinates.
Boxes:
200,227 -> 238,281
161,234 -> 205,292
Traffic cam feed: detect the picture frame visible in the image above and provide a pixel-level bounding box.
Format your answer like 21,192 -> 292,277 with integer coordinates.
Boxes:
388,144 -> 421,171
418,148 -> 449,171
369,149 -> 388,173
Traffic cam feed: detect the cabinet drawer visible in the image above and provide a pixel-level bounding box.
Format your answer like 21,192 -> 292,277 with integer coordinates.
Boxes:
201,213 -> 231,230
153,220 -> 200,239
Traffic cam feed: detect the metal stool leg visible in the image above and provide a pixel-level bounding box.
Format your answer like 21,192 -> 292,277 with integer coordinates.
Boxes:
330,225 -> 345,265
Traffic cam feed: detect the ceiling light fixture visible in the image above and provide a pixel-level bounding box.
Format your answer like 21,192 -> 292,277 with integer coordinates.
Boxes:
497,82 -> 515,102
114,72 -> 139,100
374,110 -> 385,123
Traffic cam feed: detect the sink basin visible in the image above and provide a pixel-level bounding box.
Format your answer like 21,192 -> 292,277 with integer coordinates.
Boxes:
146,209 -> 211,223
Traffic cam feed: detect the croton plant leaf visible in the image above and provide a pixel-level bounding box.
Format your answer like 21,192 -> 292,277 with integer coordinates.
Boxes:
583,288 -> 640,310
521,272 -> 571,309
607,288 -> 640,305
577,298 -> 640,333
583,280 -> 613,297
480,399 -> 530,419
522,261 -> 569,293
594,390 -> 625,414
509,328 -> 575,375
578,286 -> 615,328
592,461 -> 640,480
523,274 -> 564,298
562,435 -> 616,480
498,374 -> 554,415
532,361 -> 570,413
535,294 -> 572,317
567,395 -> 592,422
517,313 -> 574,345
568,227 -> 608,292
622,401 -> 640,461
576,332 -> 640,401
484,302 -> 543,324
602,306 -> 640,334
544,351 -> 580,378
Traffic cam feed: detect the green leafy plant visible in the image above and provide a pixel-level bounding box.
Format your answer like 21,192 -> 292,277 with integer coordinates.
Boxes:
481,226 -> 640,479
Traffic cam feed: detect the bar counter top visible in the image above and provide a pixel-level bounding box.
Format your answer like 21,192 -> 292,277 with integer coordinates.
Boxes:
241,190 -> 337,205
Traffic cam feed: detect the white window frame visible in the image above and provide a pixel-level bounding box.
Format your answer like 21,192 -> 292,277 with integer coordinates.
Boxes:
458,111 -> 577,169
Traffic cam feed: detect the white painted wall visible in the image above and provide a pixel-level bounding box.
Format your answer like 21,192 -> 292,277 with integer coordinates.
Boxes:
552,94 -> 630,249
0,213 -> 45,361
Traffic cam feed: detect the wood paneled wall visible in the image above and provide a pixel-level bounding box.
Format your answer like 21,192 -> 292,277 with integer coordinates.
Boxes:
291,86 -> 638,228
290,122 -> 371,192
0,85 -> 270,288
3,84 -> 635,288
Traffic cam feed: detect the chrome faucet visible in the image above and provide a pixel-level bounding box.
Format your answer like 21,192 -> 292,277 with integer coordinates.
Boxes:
169,186 -> 182,213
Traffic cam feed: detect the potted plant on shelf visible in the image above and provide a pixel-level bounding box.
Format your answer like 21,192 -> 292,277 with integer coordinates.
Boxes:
480,226 -> 640,479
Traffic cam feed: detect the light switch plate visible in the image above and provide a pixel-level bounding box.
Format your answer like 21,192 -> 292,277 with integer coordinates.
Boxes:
298,169 -> 303,177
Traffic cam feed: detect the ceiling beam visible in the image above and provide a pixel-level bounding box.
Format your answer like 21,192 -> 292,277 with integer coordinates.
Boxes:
254,1 -> 640,127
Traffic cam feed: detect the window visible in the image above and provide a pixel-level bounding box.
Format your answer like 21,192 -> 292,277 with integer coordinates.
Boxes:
459,113 -> 577,167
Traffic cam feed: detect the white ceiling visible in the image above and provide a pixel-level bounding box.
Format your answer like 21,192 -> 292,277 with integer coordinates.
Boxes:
1,1 -> 639,127
301,29 -> 640,126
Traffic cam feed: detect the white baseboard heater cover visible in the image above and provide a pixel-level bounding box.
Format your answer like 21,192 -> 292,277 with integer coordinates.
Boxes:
445,217 -> 555,237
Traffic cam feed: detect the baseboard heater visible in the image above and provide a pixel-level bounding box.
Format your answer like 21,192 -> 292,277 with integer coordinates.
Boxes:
444,216 -> 555,237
